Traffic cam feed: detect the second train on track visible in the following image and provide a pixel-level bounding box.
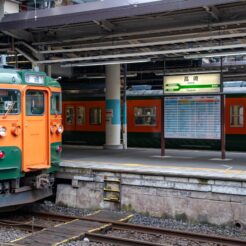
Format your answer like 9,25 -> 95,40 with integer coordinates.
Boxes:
62,82 -> 246,151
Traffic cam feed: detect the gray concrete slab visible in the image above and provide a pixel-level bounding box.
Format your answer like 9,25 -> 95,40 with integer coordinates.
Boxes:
61,145 -> 246,181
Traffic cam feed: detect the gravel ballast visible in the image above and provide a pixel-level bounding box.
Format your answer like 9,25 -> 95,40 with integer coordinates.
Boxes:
4,202 -> 245,245
27,201 -> 94,217
129,214 -> 246,240
0,226 -> 28,244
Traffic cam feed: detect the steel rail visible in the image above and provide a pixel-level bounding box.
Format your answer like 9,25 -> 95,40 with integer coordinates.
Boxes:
0,219 -> 45,232
111,224 -> 246,246
24,211 -> 74,222
26,211 -> 246,246
85,232 -> 164,246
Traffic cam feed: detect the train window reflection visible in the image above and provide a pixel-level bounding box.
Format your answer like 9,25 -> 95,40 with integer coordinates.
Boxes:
90,108 -> 102,125
0,90 -> 20,114
77,107 -> 85,125
230,105 -> 244,127
134,106 -> 156,126
51,92 -> 61,115
26,91 -> 44,116
65,107 -> 74,125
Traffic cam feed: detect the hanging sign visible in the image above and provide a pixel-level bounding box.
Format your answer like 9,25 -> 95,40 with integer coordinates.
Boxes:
164,73 -> 220,94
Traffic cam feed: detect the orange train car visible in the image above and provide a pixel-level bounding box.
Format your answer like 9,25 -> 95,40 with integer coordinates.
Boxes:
0,68 -> 63,210
62,84 -> 246,151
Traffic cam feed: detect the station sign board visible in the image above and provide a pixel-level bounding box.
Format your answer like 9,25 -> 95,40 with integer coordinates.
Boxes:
164,73 -> 220,94
164,96 -> 221,140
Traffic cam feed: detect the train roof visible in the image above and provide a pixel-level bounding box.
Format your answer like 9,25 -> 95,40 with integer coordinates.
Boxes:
126,88 -> 246,96
126,90 -> 163,96
0,68 -> 60,88
126,81 -> 246,96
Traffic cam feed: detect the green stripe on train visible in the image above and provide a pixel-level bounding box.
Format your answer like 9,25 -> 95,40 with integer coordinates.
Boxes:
63,131 -> 246,151
49,142 -> 62,173
0,146 -> 22,180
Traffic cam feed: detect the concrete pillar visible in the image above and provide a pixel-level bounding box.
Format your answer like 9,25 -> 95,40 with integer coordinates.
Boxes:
104,64 -> 122,149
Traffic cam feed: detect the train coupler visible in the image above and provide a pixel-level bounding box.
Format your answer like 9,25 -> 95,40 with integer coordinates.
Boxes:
34,174 -> 54,189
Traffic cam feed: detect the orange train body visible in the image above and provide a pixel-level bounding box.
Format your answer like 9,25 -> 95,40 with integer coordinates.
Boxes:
0,68 -> 62,210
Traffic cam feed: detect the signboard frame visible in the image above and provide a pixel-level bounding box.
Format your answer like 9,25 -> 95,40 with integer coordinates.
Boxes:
161,69 -> 225,159
164,95 -> 221,140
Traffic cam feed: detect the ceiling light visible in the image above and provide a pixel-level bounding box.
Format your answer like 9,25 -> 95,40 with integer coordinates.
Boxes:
78,73 -> 138,79
155,69 -> 228,76
184,51 -> 246,59
61,58 -> 151,67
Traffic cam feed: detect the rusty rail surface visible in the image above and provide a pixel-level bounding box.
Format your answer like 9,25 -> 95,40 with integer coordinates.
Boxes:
30,211 -> 246,246
1,210 -> 246,246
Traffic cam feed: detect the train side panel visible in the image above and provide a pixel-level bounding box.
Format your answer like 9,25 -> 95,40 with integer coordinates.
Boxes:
62,94 -> 246,151
63,100 -> 105,145
127,98 -> 161,148
225,95 -> 246,151
0,85 -> 23,180
50,87 -> 63,173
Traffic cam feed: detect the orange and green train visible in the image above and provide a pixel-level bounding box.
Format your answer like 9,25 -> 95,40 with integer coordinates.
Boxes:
0,67 -> 62,210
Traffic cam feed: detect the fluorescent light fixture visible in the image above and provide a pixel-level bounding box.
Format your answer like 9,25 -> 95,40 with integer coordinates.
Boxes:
8,61 -> 30,64
155,69 -> 228,76
128,0 -> 161,3
184,51 -> 246,59
61,58 -> 151,67
78,73 -> 138,79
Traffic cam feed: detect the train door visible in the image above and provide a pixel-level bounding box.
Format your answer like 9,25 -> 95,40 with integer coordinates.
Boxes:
23,88 -> 50,172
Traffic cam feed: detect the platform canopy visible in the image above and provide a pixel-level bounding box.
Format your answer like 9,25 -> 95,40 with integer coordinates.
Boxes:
0,0 -> 245,77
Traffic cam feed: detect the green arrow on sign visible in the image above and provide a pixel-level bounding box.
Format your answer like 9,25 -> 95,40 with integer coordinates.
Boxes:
165,83 -> 220,92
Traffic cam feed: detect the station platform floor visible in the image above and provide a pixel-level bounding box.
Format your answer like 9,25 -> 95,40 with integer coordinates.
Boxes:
61,145 -> 246,181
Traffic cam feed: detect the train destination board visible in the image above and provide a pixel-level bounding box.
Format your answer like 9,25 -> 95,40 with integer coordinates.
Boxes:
164,73 -> 220,94
165,96 -> 221,139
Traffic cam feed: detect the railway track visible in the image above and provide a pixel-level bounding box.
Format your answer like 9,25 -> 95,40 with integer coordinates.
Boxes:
1,210 -> 246,246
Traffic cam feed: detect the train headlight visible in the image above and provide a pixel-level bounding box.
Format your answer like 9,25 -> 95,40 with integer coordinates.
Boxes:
0,127 -> 6,137
56,125 -> 64,134
0,151 -> 5,159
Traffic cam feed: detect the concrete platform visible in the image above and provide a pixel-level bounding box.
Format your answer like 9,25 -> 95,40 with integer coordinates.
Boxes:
57,146 -> 246,226
61,145 -> 246,181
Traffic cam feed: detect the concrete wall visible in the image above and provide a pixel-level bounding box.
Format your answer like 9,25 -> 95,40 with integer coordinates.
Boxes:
56,169 -> 246,226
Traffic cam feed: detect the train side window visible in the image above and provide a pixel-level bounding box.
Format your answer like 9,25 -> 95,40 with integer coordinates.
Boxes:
26,91 -> 44,116
230,105 -> 244,127
89,107 -> 102,125
51,92 -> 61,115
134,106 -> 156,126
0,89 -> 20,114
77,107 -> 85,125
65,107 -> 74,125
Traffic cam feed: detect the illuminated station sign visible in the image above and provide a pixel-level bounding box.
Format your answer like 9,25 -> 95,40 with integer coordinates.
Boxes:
164,73 -> 221,94
165,96 -> 221,140
163,73 -> 221,140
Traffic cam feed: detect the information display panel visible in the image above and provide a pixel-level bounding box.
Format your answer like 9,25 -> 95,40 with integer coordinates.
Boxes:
164,73 -> 220,94
165,96 -> 221,139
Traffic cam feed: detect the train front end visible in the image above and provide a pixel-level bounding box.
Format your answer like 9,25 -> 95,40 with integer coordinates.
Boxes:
0,68 -> 62,211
